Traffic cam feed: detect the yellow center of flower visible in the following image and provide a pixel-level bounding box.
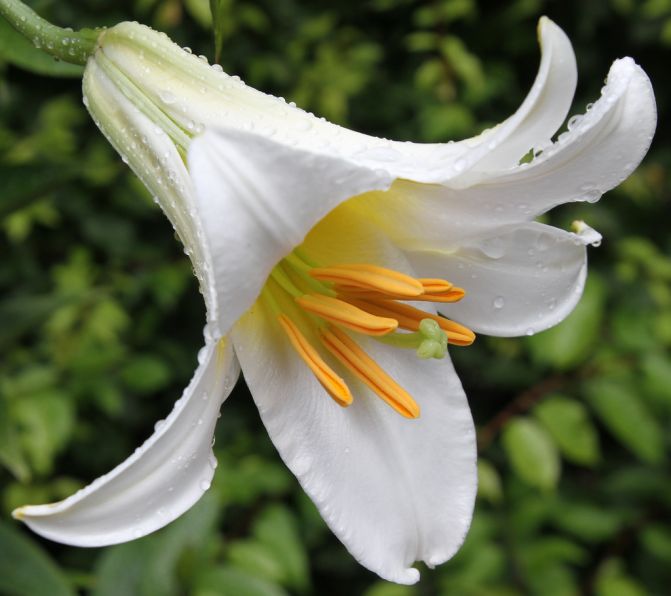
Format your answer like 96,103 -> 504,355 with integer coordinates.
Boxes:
260,249 -> 475,419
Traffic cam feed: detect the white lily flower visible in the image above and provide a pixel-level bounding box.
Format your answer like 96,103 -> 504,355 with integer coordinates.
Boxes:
13,17 -> 655,584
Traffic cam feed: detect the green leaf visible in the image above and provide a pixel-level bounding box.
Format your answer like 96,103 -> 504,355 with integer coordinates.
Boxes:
0,165 -> 76,217
13,391 -> 75,475
0,18 -> 83,78
502,418 -> 561,491
0,294 -> 71,350
209,0 -> 229,64
641,525 -> 671,563
194,566 -> 287,596
534,395 -> 600,466
585,379 -> 664,464
551,503 -> 624,542
93,540 -> 149,596
364,582 -> 418,596
640,352 -> 671,412
94,493 -> 220,596
227,540 -> 287,585
0,522 -> 74,596
527,275 -> 606,370
121,354 -> 172,394
477,459 -> 503,503
595,559 -> 647,596
252,505 -> 310,592
0,395 -> 30,481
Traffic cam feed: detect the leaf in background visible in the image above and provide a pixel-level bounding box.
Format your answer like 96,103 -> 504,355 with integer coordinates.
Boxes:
527,274 -> 606,370
0,165 -> 76,218
0,395 -> 30,482
585,379 -> 665,464
594,559 -> 647,596
640,351 -> 671,413
502,418 -> 561,491
14,391 -> 75,476
252,505 -> 310,593
227,540 -> 287,585
94,492 -> 220,596
363,582 -> 418,596
641,525 -> 671,563
0,522 -> 74,596
0,18 -> 83,78
209,0 -> 228,64
193,565 -> 288,596
0,294 -> 71,349
477,459 -> 503,503
551,502 -> 624,542
534,394 -> 601,466
93,540 -> 149,596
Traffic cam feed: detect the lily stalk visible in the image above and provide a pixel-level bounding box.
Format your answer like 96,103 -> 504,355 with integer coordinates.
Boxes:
0,0 -> 98,65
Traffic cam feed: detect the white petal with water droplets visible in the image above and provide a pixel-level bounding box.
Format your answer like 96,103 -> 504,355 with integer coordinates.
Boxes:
405,222 -> 590,337
188,127 -> 394,337
231,306 -> 476,585
457,16 -> 577,175
13,340 -> 239,546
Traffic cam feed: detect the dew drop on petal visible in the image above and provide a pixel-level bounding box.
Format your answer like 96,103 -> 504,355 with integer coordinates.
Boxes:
493,296 -> 505,309
159,90 -> 177,105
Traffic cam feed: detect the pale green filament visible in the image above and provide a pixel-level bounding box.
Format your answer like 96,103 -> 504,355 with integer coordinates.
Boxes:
283,252 -> 335,296
377,319 -> 448,360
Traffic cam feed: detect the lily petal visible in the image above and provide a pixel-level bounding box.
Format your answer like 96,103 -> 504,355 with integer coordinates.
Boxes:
231,306 -> 476,584
95,18 -> 578,184
461,16 -> 577,174
188,127 -> 394,337
13,339 -> 239,547
405,222 -> 592,337
83,59 -> 218,322
350,57 -> 655,253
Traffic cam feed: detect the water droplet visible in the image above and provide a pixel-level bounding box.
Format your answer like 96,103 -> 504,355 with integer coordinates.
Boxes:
159,90 -> 177,105
481,237 -> 506,259
525,327 -> 535,336
200,479 -> 211,491
154,419 -> 166,431
567,114 -> 582,130
183,46 -> 192,54
493,296 -> 505,309
453,158 -> 466,172
356,146 -> 402,162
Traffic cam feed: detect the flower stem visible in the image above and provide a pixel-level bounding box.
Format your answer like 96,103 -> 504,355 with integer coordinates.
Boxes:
0,0 -> 99,66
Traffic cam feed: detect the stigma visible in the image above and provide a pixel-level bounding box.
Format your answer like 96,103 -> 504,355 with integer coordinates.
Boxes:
261,249 -> 475,419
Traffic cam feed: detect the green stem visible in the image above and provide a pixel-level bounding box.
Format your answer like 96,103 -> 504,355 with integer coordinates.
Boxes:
0,0 -> 99,66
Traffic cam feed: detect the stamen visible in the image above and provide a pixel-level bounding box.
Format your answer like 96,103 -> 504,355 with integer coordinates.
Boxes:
277,314 -> 352,407
343,297 -> 475,346
320,325 -> 420,419
296,294 -> 398,336
310,264 -> 424,297
336,286 -> 465,303
418,278 -> 454,293
418,279 -> 466,302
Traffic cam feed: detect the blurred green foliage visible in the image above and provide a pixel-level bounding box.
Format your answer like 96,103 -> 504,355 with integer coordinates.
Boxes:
1,0 -> 670,594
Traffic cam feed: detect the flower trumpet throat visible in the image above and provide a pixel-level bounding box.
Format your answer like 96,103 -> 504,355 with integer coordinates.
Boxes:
263,250 -> 475,418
